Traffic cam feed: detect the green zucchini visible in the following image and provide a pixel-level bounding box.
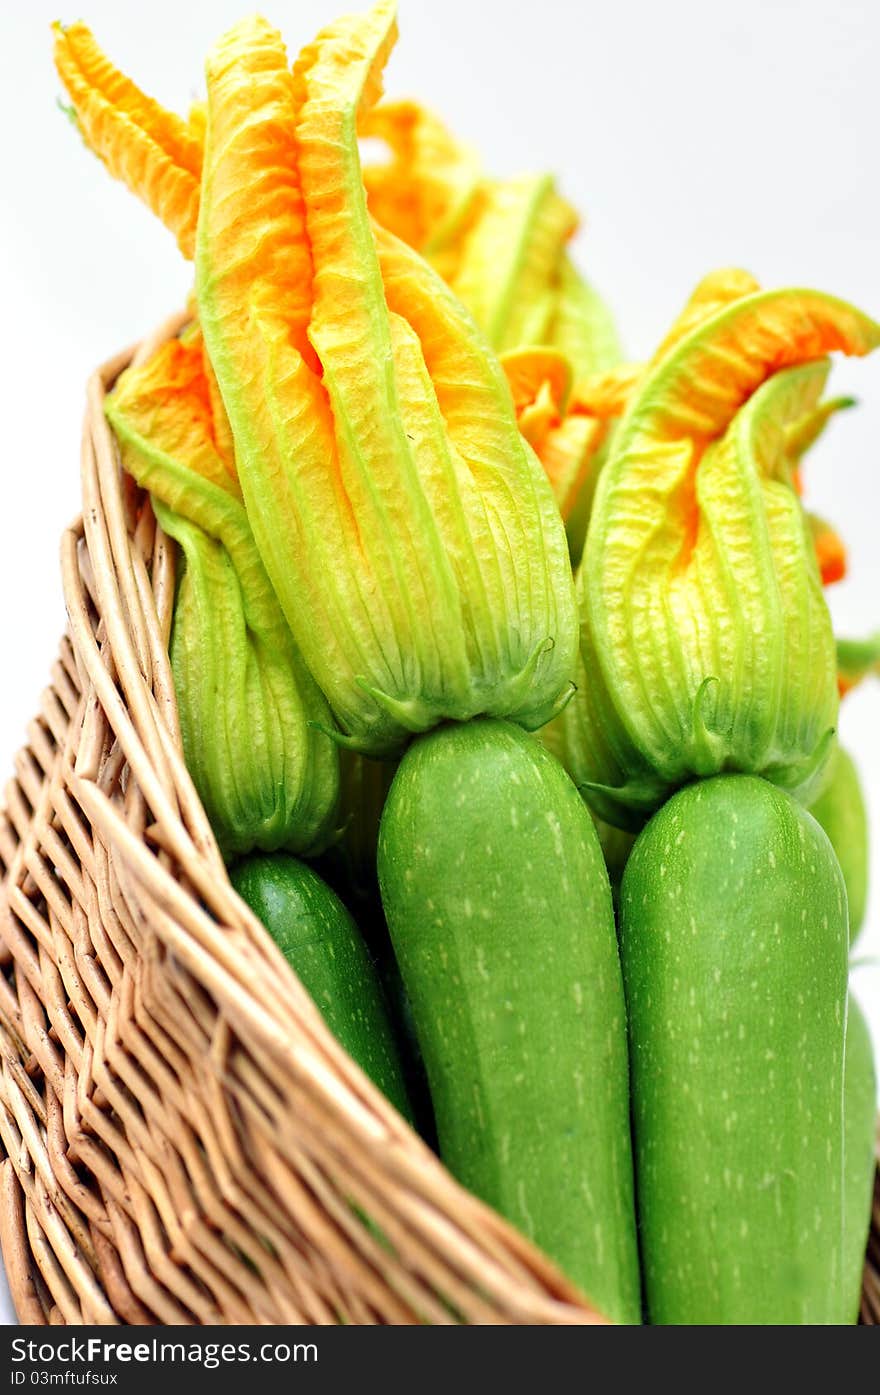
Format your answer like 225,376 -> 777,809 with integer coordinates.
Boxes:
377,717 -> 641,1324
231,853 -> 413,1124
620,774 -> 848,1324
844,993 -> 877,1322
809,745 -> 869,944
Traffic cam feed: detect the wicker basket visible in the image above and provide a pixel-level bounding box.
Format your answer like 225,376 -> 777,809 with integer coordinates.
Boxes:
0,317 -> 876,1325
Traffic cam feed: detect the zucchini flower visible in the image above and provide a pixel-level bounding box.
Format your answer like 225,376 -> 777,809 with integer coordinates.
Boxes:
57,3 -> 577,756
448,173 -> 579,352
500,348 -> 639,524
360,90 -> 626,534
562,279 -> 880,828
560,271 -> 765,562
195,2 -> 576,752
361,98 -> 483,281
362,95 -> 621,374
548,255 -> 623,380
550,271 -> 857,575
53,20 -> 202,257
105,329 -> 339,858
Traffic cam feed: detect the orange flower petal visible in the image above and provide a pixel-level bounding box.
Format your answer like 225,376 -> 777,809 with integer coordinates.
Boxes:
808,513 -> 847,586
500,347 -> 574,417
539,415 -> 606,521
571,361 -> 643,419
651,267 -> 761,365
53,21 -> 201,256
107,330 -> 239,501
362,98 -> 481,255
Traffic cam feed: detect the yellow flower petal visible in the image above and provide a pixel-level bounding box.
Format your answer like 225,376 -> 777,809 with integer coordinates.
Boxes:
362,98 -> 482,257
651,267 -> 762,365
450,174 -> 578,352
107,337 -> 338,857
196,3 -> 576,751
108,331 -> 238,500
565,286 -> 880,826
53,21 -> 201,256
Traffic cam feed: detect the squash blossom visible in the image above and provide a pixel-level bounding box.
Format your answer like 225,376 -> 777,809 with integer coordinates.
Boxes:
362,97 -> 622,373
558,271 -> 772,562
499,349 -> 640,526
555,270 -> 856,573
194,2 -> 577,753
105,329 -> 340,858
361,98 -> 483,282
362,95 -> 625,529
563,280 -> 880,829
56,4 -> 578,756
52,20 -> 202,257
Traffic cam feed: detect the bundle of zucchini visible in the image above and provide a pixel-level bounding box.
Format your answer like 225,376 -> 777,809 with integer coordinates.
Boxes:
55,0 -> 877,1325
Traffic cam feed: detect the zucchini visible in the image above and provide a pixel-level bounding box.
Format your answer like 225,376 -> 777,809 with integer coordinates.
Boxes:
378,717 -> 641,1324
231,853 -> 413,1124
844,993 -> 877,1321
620,774 -> 848,1324
809,745 -> 869,943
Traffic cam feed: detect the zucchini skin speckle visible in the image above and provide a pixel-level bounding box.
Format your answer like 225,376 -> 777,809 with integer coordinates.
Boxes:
620,775 -> 848,1324
378,717 -> 641,1323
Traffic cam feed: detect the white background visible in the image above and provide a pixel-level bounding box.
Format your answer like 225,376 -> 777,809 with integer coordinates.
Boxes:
0,0 -> 877,1324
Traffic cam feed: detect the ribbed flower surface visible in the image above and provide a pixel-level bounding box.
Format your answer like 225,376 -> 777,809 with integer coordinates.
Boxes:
359,91 -> 625,530
362,98 -> 482,264
362,99 -> 621,375
563,285 -> 880,828
53,21 -> 202,257
106,332 -> 339,857
194,3 -> 577,753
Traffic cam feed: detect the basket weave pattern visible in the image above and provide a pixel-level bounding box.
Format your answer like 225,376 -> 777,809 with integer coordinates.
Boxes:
0,319 -> 876,1324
